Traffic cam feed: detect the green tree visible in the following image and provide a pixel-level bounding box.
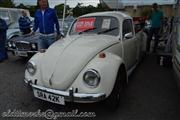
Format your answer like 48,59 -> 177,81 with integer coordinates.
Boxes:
54,4 -> 70,18
72,3 -> 109,17
96,3 -> 109,12
16,3 -> 28,9
0,0 -> 15,8
28,5 -> 37,17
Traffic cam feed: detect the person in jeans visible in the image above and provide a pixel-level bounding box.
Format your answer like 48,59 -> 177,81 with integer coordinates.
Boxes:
32,0 -> 62,50
0,18 -> 8,62
18,10 -> 32,35
146,3 -> 164,53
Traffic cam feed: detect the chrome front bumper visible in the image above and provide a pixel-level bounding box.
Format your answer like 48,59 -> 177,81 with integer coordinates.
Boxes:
25,79 -> 106,103
8,48 -> 38,53
8,48 -> 38,57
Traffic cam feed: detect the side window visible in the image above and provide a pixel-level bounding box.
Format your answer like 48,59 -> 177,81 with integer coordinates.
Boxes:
123,19 -> 134,38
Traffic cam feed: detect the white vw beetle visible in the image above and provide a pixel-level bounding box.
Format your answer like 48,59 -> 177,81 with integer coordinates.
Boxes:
24,11 -> 147,108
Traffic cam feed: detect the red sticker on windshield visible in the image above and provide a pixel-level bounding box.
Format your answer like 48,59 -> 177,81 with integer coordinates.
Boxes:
75,18 -> 96,32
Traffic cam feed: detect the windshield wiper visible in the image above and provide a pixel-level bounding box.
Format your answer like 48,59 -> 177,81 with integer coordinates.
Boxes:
97,27 -> 118,35
78,27 -> 96,35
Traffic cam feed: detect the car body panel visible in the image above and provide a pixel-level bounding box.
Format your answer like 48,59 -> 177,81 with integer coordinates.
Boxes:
69,52 -> 123,97
7,28 -> 20,40
40,35 -> 119,90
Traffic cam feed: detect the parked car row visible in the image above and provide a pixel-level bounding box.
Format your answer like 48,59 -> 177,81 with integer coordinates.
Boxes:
7,18 -> 73,58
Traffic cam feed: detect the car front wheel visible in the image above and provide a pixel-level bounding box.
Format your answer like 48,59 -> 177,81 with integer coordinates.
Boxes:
104,65 -> 127,110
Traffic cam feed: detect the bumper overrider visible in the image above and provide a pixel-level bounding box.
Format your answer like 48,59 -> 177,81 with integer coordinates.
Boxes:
24,79 -> 106,104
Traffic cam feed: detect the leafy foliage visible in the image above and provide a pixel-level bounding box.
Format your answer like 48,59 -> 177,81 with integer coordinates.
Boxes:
73,3 -> 109,17
0,0 -> 15,8
54,4 -> 71,18
0,0 -> 109,18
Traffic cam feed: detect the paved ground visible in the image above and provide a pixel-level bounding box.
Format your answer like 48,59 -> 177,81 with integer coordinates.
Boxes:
0,53 -> 180,120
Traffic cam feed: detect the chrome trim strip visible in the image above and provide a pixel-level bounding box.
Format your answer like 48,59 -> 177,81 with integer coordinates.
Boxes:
8,48 -> 38,53
17,41 -> 30,44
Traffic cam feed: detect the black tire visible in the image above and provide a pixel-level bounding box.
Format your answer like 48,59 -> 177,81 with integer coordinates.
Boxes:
104,65 -> 127,110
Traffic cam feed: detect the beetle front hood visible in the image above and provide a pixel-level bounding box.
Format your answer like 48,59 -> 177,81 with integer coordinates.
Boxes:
40,35 -> 119,90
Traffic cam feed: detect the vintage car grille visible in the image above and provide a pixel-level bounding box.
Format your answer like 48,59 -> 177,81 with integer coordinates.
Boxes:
16,42 -> 31,51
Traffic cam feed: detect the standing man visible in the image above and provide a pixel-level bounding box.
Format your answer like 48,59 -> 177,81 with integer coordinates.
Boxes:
18,10 -> 32,35
0,18 -> 8,62
33,0 -> 61,50
146,3 -> 164,53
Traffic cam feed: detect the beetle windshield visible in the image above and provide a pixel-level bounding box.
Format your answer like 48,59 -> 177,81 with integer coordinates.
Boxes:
69,16 -> 119,36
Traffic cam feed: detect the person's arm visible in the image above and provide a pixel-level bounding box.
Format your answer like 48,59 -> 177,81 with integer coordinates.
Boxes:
53,9 -> 60,35
33,11 -> 39,33
0,19 -> 8,31
18,17 -> 23,32
160,11 -> 164,28
4,19 -> 8,30
161,12 -> 164,22
26,17 -> 32,27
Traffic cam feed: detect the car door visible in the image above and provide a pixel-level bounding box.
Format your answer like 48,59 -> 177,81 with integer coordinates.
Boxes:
122,19 -> 138,70
172,5 -> 180,87
173,11 -> 180,77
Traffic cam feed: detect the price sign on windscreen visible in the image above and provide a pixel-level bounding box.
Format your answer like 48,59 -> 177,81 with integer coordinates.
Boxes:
75,18 -> 96,32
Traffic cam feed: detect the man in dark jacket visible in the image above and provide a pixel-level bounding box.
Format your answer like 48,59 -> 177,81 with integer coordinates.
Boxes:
18,10 -> 32,35
146,3 -> 164,53
33,0 -> 62,50
0,18 -> 8,62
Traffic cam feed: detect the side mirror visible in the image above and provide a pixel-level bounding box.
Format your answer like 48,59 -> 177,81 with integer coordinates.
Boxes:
124,32 -> 133,39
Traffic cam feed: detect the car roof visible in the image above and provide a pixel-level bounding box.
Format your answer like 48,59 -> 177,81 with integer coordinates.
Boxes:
80,11 -> 132,20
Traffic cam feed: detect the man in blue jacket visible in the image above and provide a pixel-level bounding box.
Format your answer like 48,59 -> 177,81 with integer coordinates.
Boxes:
32,0 -> 61,50
0,18 -> 8,62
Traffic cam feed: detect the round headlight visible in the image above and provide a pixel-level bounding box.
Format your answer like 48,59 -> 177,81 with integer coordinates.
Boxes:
8,42 -> 12,47
83,69 -> 100,88
26,61 -> 37,75
31,43 -> 36,49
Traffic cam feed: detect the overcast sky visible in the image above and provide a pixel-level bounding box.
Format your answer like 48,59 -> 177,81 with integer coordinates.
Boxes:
13,0 -> 100,7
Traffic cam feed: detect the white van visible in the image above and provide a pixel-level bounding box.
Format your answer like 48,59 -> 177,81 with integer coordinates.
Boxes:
0,7 -> 30,25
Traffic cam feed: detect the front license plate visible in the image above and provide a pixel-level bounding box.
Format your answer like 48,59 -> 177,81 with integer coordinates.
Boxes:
33,89 -> 65,105
15,51 -> 28,57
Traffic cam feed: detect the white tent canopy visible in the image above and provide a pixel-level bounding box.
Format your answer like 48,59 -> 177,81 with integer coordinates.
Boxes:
100,0 -> 176,9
